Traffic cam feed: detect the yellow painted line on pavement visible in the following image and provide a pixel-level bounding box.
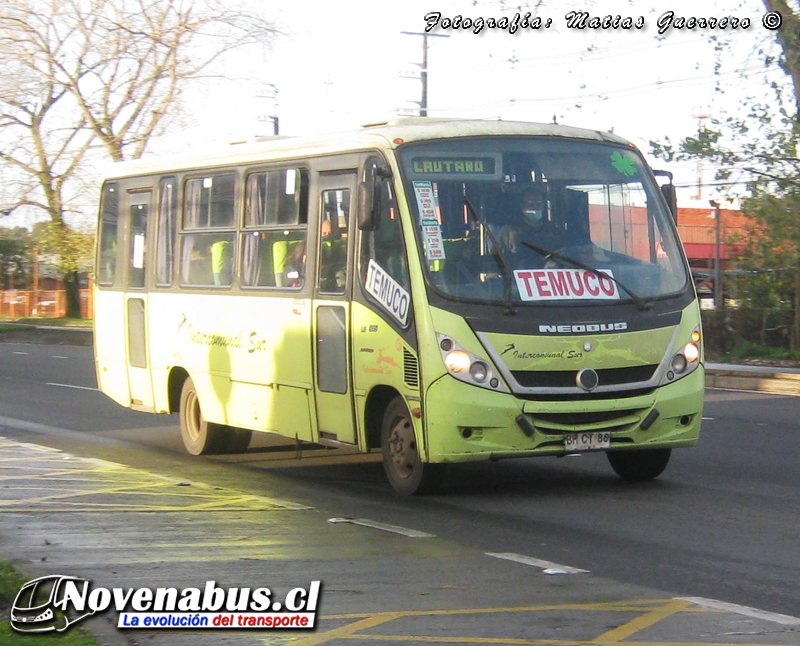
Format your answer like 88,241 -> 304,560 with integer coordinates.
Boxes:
0,437 -> 310,512
284,613 -> 403,646
318,599 -> 701,619
591,597 -> 691,644
280,598 -> 790,646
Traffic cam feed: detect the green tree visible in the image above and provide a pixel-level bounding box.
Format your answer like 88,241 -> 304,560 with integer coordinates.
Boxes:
0,0 -> 277,317
0,227 -> 33,291
651,1 -> 800,349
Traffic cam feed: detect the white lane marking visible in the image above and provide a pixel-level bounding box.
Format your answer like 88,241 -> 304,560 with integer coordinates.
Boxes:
679,596 -> 800,626
51,355 -> 69,359
327,517 -> 435,538
486,552 -> 589,574
46,382 -> 99,392
12,351 -> 29,355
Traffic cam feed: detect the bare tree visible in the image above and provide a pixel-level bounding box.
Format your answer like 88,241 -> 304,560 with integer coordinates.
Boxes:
0,0 -> 278,316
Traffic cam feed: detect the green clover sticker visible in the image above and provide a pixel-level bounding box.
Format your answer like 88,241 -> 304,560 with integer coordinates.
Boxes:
610,151 -> 637,177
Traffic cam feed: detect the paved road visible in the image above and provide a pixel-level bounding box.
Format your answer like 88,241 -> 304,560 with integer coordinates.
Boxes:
2,343 -> 800,644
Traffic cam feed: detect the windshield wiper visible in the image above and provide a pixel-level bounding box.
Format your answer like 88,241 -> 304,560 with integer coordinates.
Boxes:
521,241 -> 652,311
463,198 -> 516,315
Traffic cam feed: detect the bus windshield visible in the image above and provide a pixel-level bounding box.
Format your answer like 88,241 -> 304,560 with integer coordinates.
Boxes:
398,137 -> 689,306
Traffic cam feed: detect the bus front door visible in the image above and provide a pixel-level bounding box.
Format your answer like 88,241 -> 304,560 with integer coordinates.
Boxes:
312,175 -> 357,446
125,190 -> 155,410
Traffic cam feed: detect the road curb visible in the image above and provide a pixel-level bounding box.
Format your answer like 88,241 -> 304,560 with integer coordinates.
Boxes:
706,368 -> 800,395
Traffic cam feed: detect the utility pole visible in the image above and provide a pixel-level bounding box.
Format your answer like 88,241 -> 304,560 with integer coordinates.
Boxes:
709,200 -> 723,309
401,32 -> 449,117
256,83 -> 279,135
692,110 -> 709,200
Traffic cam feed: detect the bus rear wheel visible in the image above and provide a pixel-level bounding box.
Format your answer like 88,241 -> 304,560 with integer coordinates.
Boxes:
381,396 -> 445,495
607,448 -> 671,481
225,428 -> 252,454
179,377 -> 225,455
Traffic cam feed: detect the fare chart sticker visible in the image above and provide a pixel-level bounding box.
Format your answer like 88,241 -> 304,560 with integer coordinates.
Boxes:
514,268 -> 620,301
413,181 -> 446,260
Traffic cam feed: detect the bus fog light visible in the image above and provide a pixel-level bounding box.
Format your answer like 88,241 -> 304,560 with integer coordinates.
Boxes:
671,354 -> 688,374
445,350 -> 471,373
683,342 -> 700,363
470,361 -> 489,383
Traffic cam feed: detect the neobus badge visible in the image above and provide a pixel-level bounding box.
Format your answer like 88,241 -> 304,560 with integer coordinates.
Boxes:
514,268 -> 620,301
366,259 -> 410,326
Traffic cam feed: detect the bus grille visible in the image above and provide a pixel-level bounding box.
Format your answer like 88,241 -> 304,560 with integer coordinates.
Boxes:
403,349 -> 420,388
531,409 -> 643,433
511,364 -> 658,389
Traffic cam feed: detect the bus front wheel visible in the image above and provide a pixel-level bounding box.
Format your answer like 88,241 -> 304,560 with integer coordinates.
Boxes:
607,448 -> 671,481
381,397 -> 445,495
179,377 -> 225,455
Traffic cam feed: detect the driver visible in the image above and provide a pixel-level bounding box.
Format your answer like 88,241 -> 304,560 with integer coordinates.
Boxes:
496,187 -> 567,260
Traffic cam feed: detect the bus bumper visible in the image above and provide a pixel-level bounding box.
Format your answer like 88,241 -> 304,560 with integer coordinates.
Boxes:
422,366 -> 704,463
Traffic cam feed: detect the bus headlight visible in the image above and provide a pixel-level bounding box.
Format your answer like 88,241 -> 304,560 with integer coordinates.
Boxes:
683,341 -> 700,363
437,334 -> 508,392
664,327 -> 702,382
444,350 -> 471,373
470,361 -> 489,383
671,353 -> 688,374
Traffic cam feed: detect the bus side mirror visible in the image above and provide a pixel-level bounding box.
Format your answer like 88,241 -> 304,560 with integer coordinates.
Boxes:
653,169 -> 677,223
358,180 -> 377,231
359,159 -> 391,231
660,183 -> 677,223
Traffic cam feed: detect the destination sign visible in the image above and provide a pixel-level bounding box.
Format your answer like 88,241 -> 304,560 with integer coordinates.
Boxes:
408,154 -> 501,180
514,268 -> 620,301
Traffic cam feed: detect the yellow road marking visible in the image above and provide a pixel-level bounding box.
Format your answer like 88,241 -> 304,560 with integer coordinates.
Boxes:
0,437 -> 309,512
283,599 -> 782,646
284,614 -> 402,646
590,598 -> 691,644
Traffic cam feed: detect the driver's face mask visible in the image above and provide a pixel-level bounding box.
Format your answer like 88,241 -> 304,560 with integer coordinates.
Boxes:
521,199 -> 544,225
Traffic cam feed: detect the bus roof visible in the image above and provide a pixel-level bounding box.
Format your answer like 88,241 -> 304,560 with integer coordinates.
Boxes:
102,118 -> 635,180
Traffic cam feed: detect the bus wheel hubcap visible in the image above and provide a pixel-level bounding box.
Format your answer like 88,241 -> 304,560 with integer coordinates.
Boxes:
388,416 -> 416,479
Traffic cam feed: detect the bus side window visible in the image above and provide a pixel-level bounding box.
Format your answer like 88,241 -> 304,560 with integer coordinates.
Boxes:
180,173 -> 237,287
319,189 -> 349,294
129,201 -> 148,289
360,177 -> 411,300
97,183 -> 119,286
155,177 -> 177,286
241,168 -> 308,289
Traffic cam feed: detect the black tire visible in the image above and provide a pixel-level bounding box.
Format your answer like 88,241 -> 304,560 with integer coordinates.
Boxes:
607,448 -> 671,481
381,396 -> 445,495
224,428 -> 253,454
179,377 -> 226,455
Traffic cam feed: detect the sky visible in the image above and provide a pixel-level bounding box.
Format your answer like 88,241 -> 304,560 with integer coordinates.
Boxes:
2,0 -> 789,231
158,0 -> 786,209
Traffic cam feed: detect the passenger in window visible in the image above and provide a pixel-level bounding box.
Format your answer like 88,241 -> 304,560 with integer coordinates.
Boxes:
496,187 -> 567,263
210,239 -> 233,285
320,219 -> 347,293
282,240 -> 306,287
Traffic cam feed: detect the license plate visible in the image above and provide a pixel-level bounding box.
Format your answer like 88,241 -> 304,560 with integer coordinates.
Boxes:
564,431 -> 611,451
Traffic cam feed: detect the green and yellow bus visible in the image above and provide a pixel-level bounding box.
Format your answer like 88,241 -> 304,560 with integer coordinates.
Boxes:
94,118 -> 704,494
